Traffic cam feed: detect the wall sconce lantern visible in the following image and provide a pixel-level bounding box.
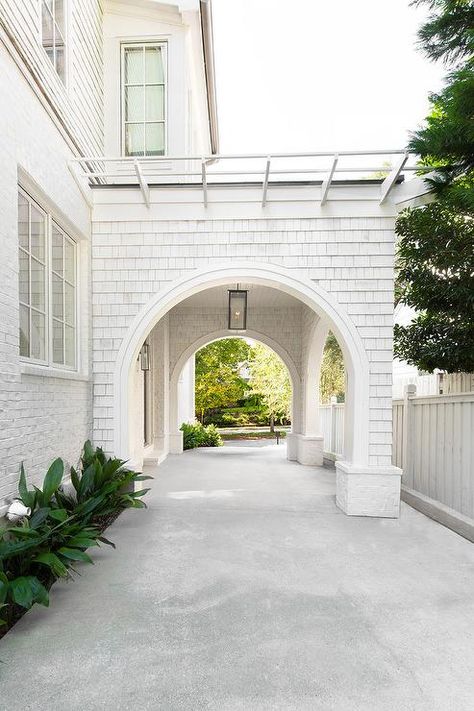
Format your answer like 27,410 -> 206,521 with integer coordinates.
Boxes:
228,288 -> 247,331
140,342 -> 150,371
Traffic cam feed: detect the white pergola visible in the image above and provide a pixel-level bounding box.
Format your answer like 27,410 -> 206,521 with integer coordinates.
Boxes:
69,149 -> 425,208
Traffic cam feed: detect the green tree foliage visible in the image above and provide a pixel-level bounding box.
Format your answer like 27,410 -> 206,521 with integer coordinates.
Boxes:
394,202 -> 474,372
194,338 -> 250,421
319,332 -> 345,403
408,0 -> 473,205
394,0 -> 474,371
247,343 -> 291,430
411,0 -> 474,66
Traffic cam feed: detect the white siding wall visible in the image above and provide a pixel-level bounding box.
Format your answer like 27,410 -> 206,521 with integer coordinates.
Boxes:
0,0 -> 104,154
90,195 -> 397,469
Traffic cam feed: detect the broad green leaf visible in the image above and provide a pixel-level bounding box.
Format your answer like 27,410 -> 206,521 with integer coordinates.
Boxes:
48,508 -> 68,522
70,466 -> 80,492
10,577 -> 34,608
4,527 -> 40,538
34,552 -> 69,578
0,530 -> 51,560
134,475 -> 154,481
66,536 -> 99,549
58,548 -> 93,564
29,507 -> 51,529
0,572 -> 8,603
42,458 -> 64,503
103,458 -> 126,480
28,576 -> 49,607
18,463 -> 28,501
83,440 -> 94,462
128,488 -> 150,498
78,463 -> 96,499
74,493 -> 106,517
18,464 -> 36,508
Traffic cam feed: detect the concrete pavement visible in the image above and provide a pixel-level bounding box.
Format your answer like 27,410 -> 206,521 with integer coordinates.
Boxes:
0,443 -> 473,710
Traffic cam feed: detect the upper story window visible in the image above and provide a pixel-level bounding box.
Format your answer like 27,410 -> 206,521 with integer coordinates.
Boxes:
122,43 -> 166,157
18,189 -> 77,369
41,0 -> 66,83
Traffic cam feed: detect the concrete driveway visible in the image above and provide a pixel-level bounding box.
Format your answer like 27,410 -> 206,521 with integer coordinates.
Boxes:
1,444 -> 473,710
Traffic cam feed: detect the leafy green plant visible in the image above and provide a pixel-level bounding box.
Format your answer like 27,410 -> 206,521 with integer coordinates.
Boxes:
0,441 -> 151,636
180,422 -> 223,450
65,440 -> 152,516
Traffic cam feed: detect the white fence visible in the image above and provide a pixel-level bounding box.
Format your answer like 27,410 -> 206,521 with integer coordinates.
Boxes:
320,389 -> 474,540
393,371 -> 474,399
320,398 -> 344,458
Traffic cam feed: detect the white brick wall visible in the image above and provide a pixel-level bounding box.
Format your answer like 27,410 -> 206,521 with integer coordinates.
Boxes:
0,45 -> 93,508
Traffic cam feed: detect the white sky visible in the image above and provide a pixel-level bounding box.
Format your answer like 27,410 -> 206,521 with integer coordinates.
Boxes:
211,0 -> 446,153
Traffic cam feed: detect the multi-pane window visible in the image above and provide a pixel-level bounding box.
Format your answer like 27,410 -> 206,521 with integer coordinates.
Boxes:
52,225 -> 76,367
122,43 -> 166,157
18,193 -> 47,362
41,0 -> 66,83
18,189 -> 77,368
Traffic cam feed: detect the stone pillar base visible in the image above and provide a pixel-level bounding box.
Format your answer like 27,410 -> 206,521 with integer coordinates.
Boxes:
286,433 -> 324,466
169,431 -> 184,454
297,435 -> 324,466
286,433 -> 298,461
336,461 -> 402,518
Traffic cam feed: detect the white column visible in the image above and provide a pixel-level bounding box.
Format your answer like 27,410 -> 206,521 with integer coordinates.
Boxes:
290,318 -> 327,466
177,355 -> 195,425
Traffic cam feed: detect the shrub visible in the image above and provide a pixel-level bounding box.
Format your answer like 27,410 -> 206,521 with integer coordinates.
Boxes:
180,422 -> 223,450
0,442 -> 151,632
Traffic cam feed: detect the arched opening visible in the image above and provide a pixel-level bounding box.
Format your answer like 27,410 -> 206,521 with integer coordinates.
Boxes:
174,335 -> 294,448
113,262 -> 370,473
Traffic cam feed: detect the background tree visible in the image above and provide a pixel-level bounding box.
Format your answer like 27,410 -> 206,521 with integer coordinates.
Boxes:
394,0 -> 474,372
194,339 -> 250,422
319,332 -> 345,403
247,343 -> 291,431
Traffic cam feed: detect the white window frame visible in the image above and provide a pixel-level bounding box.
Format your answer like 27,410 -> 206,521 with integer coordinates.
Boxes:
120,41 -> 168,158
40,0 -> 68,84
18,191 -> 48,366
18,187 -> 78,371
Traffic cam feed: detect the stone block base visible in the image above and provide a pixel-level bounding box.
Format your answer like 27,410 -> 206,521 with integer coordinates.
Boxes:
169,431 -> 184,454
336,461 -> 402,518
286,433 -> 298,461
286,433 -> 324,466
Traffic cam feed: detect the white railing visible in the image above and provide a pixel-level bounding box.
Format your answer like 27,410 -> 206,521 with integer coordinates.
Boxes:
320,397 -> 345,458
68,149 -> 429,207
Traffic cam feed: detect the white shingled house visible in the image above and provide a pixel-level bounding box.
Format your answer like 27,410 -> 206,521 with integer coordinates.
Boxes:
0,0 -> 430,519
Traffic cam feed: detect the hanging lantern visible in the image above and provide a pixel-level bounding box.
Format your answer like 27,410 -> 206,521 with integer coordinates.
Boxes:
228,289 -> 247,331
140,342 -> 150,371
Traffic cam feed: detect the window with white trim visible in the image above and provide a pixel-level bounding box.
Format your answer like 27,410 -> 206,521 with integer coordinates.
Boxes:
18,189 -> 77,368
122,43 -> 166,157
41,0 -> 67,83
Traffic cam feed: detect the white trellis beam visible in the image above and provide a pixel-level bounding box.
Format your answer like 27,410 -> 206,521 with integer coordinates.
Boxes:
134,159 -> 150,208
380,152 -> 409,204
262,157 -> 271,207
320,153 -> 339,205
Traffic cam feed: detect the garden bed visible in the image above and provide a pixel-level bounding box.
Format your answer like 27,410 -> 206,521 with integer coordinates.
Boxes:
0,442 -> 150,642
221,430 -> 287,441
